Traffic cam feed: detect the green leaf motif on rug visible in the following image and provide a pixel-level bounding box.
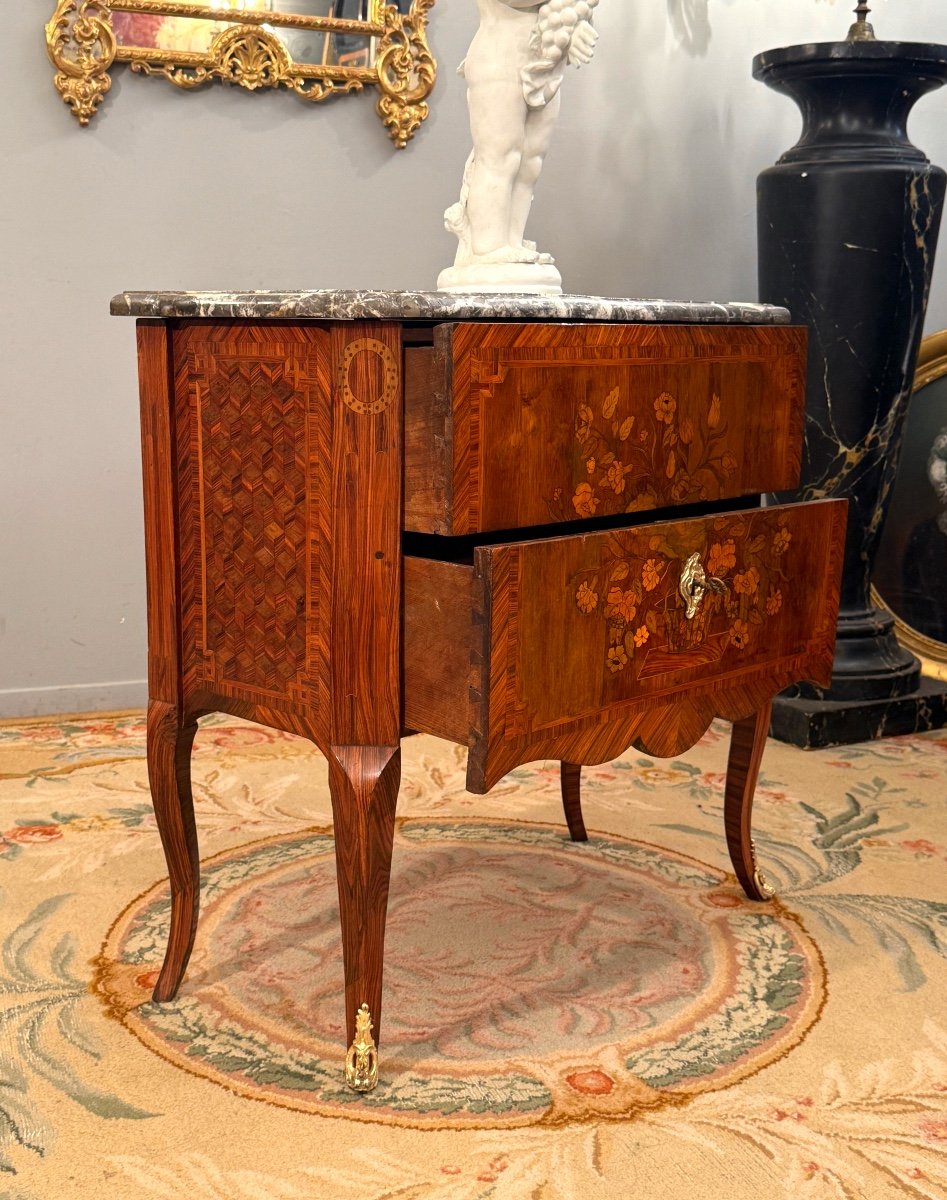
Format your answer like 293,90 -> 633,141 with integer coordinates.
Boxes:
625,915 -> 806,1088
140,996 -> 550,1117
660,783 -> 947,992
0,893 -> 158,1176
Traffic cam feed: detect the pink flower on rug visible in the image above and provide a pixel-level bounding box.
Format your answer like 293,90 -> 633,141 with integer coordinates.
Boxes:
4,825 -> 62,844
81,721 -> 127,736
901,839 -> 940,857
918,1117 -> 947,1143
15,726 -> 69,743
200,725 -> 291,749
566,1070 -> 615,1096
758,788 -> 792,805
476,1156 -> 509,1182
700,772 -> 727,789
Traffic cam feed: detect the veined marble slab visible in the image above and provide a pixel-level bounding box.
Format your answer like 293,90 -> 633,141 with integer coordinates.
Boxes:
111,290 -> 790,325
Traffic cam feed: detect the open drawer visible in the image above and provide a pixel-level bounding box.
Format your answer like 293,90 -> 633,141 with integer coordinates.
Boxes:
404,322 -> 807,535
404,499 -> 846,792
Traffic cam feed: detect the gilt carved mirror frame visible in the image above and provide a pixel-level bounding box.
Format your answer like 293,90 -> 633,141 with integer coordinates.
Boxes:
871,330 -> 947,682
46,0 -> 436,147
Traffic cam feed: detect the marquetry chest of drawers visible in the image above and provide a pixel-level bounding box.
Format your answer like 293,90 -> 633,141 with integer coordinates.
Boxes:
113,289 -> 845,1092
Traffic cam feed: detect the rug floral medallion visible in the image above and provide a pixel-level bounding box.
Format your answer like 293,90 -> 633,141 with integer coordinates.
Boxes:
93,818 -> 825,1129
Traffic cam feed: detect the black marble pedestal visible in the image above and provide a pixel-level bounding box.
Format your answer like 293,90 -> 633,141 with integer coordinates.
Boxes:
755,39 -> 947,746
772,677 -> 947,750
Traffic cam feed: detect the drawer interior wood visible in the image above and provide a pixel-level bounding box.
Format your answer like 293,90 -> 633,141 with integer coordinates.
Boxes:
403,557 -> 472,745
404,499 -> 846,791
404,339 -> 450,537
404,324 -> 807,536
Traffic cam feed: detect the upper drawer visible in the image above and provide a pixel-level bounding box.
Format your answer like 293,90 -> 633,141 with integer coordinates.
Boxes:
405,323 -> 806,535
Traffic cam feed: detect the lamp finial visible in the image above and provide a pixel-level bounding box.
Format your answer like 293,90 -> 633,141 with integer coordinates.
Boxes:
847,1 -> 876,42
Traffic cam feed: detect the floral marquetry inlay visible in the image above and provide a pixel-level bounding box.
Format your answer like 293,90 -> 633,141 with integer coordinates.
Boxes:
553,384 -> 739,522
572,510 -> 795,679
408,323 -> 804,536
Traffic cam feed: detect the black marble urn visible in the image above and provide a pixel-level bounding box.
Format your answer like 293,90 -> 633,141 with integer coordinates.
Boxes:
755,37 -> 947,747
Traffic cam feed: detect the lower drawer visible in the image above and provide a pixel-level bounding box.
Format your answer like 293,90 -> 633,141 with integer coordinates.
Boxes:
404,499 -> 846,792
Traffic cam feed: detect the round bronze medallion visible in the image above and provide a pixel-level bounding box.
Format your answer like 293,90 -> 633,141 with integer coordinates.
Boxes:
339,338 -> 398,416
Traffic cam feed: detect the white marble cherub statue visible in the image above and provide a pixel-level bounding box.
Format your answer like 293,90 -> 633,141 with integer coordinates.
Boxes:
437,0 -> 600,296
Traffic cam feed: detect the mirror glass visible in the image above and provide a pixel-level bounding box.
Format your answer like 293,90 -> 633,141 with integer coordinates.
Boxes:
109,1 -> 410,66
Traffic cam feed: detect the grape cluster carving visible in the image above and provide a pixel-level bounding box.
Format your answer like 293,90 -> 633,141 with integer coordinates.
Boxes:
524,0 -> 599,106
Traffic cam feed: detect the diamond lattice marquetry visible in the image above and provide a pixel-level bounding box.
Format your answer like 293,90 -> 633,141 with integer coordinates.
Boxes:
198,356 -> 310,697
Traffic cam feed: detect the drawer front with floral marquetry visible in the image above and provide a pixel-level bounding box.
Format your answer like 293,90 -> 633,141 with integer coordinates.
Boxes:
404,323 -> 807,535
404,500 -> 846,792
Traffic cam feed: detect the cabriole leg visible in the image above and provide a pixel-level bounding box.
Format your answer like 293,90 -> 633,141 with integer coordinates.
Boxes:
724,700 -> 776,901
147,699 -> 200,1002
328,744 -> 400,1093
560,762 -> 588,842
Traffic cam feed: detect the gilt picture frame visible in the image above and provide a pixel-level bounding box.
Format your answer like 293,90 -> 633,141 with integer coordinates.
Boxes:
872,330 -> 947,681
45,0 -> 436,147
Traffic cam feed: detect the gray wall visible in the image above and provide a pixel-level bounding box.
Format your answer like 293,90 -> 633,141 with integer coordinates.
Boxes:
2,0 -> 945,715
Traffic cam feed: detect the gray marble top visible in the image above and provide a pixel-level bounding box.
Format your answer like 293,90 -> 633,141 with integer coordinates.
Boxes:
110,289 -> 790,325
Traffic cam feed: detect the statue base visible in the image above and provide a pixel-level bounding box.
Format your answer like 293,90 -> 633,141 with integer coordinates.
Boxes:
437,261 -> 563,296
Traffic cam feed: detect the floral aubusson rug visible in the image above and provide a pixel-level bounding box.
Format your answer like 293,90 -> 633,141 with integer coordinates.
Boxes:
1,712 -> 945,1199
